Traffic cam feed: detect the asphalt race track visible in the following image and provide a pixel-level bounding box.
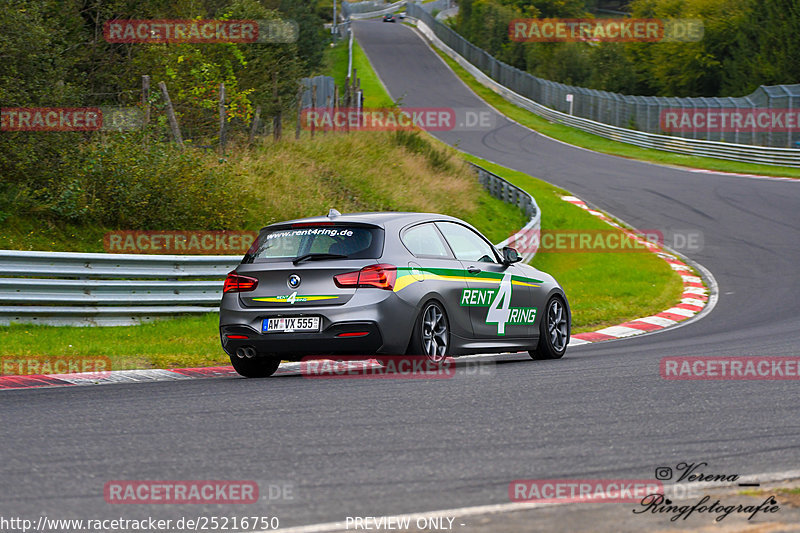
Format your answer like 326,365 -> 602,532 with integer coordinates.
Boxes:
1,19 -> 799,533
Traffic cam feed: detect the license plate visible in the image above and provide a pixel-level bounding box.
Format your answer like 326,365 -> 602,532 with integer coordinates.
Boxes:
263,316 -> 320,333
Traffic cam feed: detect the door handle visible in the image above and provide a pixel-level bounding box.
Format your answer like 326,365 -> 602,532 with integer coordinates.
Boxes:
467,266 -> 481,274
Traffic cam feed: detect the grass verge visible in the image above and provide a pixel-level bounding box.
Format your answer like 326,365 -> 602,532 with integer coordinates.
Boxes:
322,37 -> 393,108
0,132 -> 527,370
459,153 -> 683,333
429,42 -> 799,179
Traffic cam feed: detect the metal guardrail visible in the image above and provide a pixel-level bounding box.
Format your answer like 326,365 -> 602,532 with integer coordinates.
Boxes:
408,4 -> 800,166
346,1 -> 406,20
0,251 -> 239,326
0,167 -> 541,326
471,163 -> 541,264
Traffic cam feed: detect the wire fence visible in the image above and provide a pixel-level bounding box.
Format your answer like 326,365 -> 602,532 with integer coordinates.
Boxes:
407,3 -> 800,149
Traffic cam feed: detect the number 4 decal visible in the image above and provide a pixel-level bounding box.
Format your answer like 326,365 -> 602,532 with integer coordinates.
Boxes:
486,272 -> 513,335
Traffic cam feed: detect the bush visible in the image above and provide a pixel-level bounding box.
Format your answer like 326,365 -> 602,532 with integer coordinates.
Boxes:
69,136 -> 245,230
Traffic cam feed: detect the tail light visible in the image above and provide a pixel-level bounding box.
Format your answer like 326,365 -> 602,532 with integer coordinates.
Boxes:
223,271 -> 258,293
334,264 -> 396,291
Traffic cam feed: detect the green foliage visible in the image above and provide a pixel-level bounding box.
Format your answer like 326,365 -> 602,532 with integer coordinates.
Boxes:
0,0 -> 328,217
4,132 -> 242,230
66,135 -> 244,229
452,0 -> 800,97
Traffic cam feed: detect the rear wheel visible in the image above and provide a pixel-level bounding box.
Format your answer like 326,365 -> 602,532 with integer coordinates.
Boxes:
408,301 -> 450,364
229,354 -> 281,378
529,296 -> 569,360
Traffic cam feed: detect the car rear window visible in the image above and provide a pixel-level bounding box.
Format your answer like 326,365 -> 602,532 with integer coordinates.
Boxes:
242,225 -> 384,263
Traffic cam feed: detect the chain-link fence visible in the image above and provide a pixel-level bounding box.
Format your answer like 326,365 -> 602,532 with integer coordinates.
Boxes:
408,4 -> 800,148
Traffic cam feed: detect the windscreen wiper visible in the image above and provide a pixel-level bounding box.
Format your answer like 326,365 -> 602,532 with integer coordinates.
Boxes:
292,253 -> 348,265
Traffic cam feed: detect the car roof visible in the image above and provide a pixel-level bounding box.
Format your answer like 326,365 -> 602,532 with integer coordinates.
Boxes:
260,212 -> 464,231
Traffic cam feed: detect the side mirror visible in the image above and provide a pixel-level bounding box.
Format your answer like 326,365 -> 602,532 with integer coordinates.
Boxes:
502,246 -> 522,265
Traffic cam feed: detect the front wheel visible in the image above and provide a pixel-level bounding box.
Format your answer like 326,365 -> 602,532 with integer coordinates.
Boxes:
529,296 -> 569,360
408,301 -> 450,364
230,355 -> 281,378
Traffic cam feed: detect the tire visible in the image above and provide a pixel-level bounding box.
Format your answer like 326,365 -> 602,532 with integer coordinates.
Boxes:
529,295 -> 569,360
229,354 -> 281,378
408,300 -> 450,364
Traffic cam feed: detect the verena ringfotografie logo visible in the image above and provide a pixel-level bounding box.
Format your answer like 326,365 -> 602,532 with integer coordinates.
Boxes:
661,357 -> 800,380
509,479 -> 663,503
104,230 -> 257,254
104,481 -> 258,504
509,18 -> 703,42
1,356 -> 111,377
661,109 -> 800,133
103,19 -> 298,43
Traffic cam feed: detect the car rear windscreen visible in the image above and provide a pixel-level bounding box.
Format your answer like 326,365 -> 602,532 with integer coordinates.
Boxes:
242,224 -> 384,263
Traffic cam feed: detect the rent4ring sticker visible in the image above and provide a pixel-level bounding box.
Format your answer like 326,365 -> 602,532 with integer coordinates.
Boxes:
460,273 -> 537,335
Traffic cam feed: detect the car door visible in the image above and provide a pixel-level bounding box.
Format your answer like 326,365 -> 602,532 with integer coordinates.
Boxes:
399,222 -> 474,340
435,221 -> 535,340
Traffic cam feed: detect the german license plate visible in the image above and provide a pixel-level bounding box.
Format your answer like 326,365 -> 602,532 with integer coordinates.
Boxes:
263,316 -> 320,333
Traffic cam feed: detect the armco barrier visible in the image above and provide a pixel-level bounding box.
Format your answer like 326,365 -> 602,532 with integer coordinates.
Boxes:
0,251 -> 239,326
346,1 -> 406,20
407,3 -> 800,166
0,166 -> 539,326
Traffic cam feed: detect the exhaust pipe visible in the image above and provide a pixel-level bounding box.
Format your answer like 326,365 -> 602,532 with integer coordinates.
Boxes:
235,346 -> 257,359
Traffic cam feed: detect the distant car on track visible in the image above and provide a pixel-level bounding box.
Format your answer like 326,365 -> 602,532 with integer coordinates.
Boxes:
382,14 -> 396,23
220,211 -> 570,377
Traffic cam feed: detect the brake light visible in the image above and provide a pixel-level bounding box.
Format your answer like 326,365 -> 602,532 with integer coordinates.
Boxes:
334,264 -> 396,290
292,222 -> 333,228
223,271 -> 258,293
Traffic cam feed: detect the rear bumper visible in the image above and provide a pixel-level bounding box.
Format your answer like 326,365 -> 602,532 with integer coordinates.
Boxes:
219,289 -> 416,358
220,321 -> 384,360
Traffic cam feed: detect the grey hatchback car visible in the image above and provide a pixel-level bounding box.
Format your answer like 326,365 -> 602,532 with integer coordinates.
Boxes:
220,211 -> 570,377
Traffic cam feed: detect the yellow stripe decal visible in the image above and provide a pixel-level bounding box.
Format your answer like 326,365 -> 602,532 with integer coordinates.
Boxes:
394,274 -> 538,292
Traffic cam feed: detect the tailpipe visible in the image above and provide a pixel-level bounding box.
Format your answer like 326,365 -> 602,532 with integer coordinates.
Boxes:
235,346 -> 257,359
